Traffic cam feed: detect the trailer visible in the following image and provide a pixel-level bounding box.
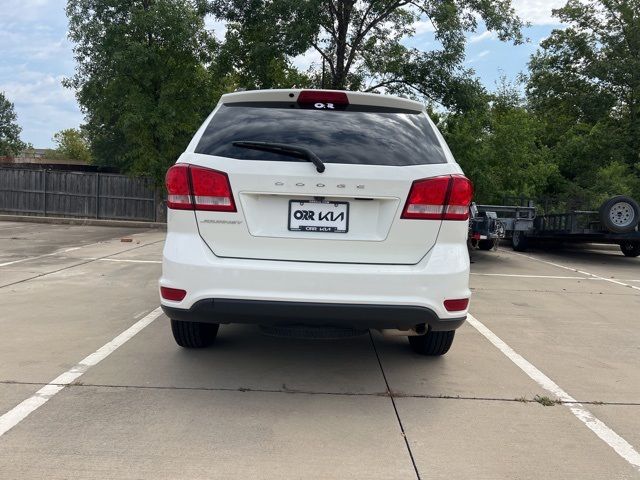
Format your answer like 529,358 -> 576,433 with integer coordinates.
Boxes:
469,196 -> 640,257
469,202 -> 534,250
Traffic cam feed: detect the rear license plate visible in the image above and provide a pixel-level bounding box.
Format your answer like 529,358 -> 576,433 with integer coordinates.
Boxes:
288,200 -> 349,233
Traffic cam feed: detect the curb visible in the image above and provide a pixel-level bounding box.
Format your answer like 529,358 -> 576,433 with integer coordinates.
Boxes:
0,214 -> 166,230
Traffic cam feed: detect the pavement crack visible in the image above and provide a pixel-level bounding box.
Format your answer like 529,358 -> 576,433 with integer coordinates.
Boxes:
2,380 -> 639,406
0,380 -> 386,397
368,332 -> 422,480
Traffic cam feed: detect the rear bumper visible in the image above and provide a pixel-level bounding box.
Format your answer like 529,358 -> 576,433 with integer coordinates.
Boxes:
160,210 -> 471,328
162,299 -> 466,331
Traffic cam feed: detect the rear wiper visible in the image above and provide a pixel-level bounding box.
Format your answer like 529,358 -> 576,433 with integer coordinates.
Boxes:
232,141 -> 325,173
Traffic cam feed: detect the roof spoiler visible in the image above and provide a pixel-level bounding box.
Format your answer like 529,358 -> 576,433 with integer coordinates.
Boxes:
220,89 -> 424,112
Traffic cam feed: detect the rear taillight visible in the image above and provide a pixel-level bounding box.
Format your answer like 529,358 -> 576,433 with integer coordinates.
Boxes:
402,176 -> 450,220
445,176 -> 474,220
165,164 -> 236,212
189,165 -> 236,211
297,90 -> 349,105
165,164 -> 192,210
401,175 -> 473,221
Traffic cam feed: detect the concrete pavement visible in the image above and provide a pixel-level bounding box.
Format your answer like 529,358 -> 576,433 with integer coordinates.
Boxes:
0,221 -> 639,479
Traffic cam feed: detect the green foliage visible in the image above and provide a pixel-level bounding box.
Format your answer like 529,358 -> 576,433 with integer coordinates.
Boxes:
527,0 -> 640,204
52,128 -> 92,163
443,0 -> 640,208
212,0 -> 316,89
211,0 -> 524,111
441,80 -> 557,203
61,0 -> 639,207
592,161 -> 640,204
65,0 -> 224,183
0,92 -> 27,157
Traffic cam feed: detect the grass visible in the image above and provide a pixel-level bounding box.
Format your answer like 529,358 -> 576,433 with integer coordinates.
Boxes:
533,394 -> 562,406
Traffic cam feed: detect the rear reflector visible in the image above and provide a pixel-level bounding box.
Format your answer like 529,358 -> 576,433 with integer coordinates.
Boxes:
402,175 -> 473,221
444,298 -> 469,312
160,286 -> 187,302
297,90 -> 349,105
165,164 -> 236,212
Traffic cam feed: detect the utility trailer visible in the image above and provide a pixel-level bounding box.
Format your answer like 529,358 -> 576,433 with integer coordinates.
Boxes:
468,202 -> 535,251
469,196 -> 640,257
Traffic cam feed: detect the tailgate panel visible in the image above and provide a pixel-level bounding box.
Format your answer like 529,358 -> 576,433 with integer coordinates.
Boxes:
190,157 -> 456,264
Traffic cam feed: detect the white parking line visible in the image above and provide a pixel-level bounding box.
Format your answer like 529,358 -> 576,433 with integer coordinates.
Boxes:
467,313 -> 640,472
471,273 -> 587,280
0,246 -> 83,267
0,242 -> 162,269
471,273 -> 640,282
98,258 -> 162,264
509,252 -> 640,292
0,307 -> 163,437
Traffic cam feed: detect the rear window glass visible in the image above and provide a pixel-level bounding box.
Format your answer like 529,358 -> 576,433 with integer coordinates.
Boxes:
195,102 -> 447,166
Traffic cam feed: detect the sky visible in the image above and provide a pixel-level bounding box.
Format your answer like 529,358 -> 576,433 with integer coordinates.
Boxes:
0,0 -> 565,148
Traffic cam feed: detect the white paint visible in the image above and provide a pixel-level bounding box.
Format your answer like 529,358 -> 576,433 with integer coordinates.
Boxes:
471,273 -> 640,283
467,314 -> 640,472
31,257 -> 162,265
509,251 -> 640,292
0,307 -> 163,437
584,278 -> 640,282
0,245 -> 91,267
98,258 -> 161,264
0,241 -> 162,268
471,273 -> 587,280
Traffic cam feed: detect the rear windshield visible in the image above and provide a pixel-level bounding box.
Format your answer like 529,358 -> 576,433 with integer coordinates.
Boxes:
195,102 -> 447,166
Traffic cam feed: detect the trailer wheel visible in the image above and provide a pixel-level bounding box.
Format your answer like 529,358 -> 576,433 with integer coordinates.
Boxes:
512,231 -> 529,252
599,196 -> 640,233
620,242 -> 640,258
478,239 -> 497,251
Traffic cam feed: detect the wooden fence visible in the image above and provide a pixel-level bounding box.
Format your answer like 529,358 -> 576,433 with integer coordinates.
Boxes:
0,168 -> 163,222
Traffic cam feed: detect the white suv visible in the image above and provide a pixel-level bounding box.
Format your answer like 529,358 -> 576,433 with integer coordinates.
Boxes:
159,89 -> 472,355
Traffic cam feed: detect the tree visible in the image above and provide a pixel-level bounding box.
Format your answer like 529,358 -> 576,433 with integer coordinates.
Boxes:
527,0 -> 640,203
441,81 -> 557,203
213,6 -> 313,90
0,92 -> 27,157
66,0 -> 222,183
52,128 -> 92,163
211,0 -> 524,110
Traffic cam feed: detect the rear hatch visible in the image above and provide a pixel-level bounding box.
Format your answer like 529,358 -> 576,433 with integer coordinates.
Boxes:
185,90 -> 460,265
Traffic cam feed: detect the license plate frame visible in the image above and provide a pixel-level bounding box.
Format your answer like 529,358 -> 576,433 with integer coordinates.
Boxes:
288,200 -> 350,233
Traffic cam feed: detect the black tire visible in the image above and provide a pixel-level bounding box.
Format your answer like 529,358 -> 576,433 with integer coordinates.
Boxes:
478,239 -> 497,251
408,329 -> 455,356
512,231 -> 529,252
599,196 -> 640,233
620,241 -> 640,258
170,320 -> 219,348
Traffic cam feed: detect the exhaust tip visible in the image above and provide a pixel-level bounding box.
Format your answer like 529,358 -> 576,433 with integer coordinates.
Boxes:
378,325 -> 426,337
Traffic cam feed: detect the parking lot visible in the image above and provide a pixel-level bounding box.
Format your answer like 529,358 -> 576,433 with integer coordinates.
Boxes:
0,220 -> 638,479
